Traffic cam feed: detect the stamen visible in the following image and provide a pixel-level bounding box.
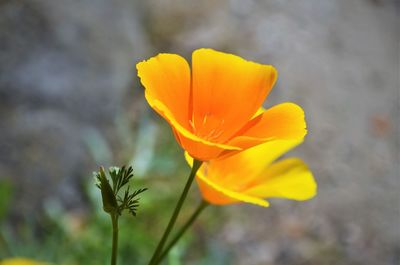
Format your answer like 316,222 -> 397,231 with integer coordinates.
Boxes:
189,114 -> 196,131
189,120 -> 194,130
202,114 -> 208,125
191,115 -> 226,141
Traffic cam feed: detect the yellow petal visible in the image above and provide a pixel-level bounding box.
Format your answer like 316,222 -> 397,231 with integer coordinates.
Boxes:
196,176 -> 270,207
191,48 -> 277,142
195,177 -> 238,205
252,107 -> 266,118
228,102 -> 307,149
245,158 -> 317,201
209,139 -> 304,188
185,152 -> 269,207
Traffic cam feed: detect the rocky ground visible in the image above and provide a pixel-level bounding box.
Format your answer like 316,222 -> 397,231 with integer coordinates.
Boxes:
0,0 -> 398,264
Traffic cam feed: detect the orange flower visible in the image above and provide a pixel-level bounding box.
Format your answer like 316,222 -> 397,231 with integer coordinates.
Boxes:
137,49 -> 306,161
185,139 -> 316,207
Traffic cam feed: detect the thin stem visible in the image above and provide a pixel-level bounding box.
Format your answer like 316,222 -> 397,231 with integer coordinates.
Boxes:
148,159 -> 203,265
111,214 -> 119,265
155,200 -> 209,265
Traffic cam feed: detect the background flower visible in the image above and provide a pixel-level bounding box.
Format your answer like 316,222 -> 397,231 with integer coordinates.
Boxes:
0,258 -> 49,265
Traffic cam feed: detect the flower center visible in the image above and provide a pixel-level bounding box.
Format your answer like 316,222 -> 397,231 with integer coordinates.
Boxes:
189,114 -> 225,141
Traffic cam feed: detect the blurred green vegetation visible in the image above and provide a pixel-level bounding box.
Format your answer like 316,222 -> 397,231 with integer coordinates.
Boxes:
0,122 -> 232,265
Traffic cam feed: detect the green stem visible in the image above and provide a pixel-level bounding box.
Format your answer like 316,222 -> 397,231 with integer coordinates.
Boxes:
148,159 -> 203,265
111,214 -> 119,265
154,200 -> 209,265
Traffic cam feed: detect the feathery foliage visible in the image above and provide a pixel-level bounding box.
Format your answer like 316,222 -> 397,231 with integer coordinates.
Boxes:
95,166 -> 147,217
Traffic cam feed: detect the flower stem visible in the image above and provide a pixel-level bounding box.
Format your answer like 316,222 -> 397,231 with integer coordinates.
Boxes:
111,214 -> 119,265
148,159 -> 203,265
154,200 -> 209,265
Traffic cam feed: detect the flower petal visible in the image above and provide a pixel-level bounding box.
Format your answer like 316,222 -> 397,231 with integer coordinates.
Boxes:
228,102 -> 307,149
252,107 -> 266,118
191,48 -> 277,142
245,158 -> 317,201
185,152 -> 269,207
137,53 -> 191,128
208,139 -> 304,188
196,175 -> 270,207
138,54 -> 241,160
175,132 -> 240,161
151,101 -> 241,158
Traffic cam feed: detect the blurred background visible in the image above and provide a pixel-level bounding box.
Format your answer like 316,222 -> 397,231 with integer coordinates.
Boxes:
0,0 -> 398,264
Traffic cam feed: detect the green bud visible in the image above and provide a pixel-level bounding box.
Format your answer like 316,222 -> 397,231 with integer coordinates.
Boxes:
99,166 -> 118,214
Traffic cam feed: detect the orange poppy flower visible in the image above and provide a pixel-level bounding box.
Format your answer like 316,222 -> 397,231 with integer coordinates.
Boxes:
185,139 -> 316,207
137,49 -> 306,161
